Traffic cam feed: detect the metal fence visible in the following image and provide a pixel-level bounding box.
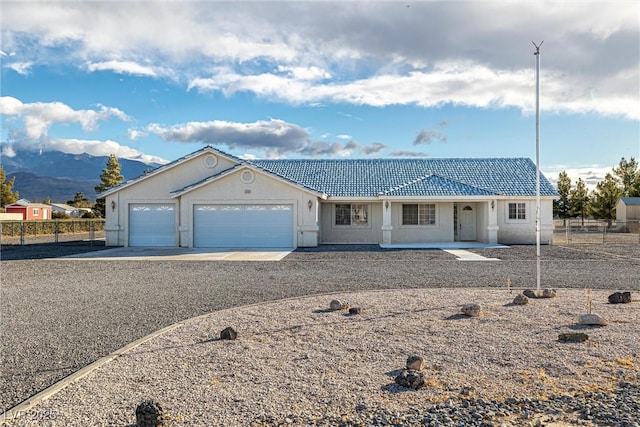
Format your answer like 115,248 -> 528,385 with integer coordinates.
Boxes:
1,218 -> 638,247
553,219 -> 640,245
0,219 -> 106,246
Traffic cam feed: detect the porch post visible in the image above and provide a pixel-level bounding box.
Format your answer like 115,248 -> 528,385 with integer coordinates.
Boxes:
382,199 -> 392,244
487,200 -> 499,243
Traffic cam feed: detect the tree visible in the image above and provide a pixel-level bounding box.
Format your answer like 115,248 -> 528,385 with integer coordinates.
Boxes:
569,178 -> 589,226
612,157 -> 640,197
554,171 -> 571,225
67,192 -> 91,208
94,154 -> 124,217
590,173 -> 622,224
1,166 -> 19,208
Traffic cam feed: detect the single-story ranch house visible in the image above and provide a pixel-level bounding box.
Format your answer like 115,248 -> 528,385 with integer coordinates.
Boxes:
99,146 -> 557,248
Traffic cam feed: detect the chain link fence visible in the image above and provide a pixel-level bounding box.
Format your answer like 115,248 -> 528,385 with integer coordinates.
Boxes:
0,219 -> 106,246
553,219 -> 640,245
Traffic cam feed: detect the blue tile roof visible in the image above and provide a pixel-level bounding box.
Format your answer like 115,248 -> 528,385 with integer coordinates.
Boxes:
251,157 -> 557,197
101,145 -> 558,199
620,197 -> 640,206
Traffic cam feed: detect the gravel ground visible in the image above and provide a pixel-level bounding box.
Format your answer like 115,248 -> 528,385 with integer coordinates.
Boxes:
1,242 -> 639,415
6,288 -> 640,426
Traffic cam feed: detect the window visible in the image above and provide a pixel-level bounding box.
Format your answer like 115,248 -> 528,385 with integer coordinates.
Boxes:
33,208 -> 39,216
508,202 -> 526,220
335,203 -> 368,226
402,204 -> 436,225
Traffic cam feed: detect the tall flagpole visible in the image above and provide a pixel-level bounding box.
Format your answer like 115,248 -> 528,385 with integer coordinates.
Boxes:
533,41 -> 543,294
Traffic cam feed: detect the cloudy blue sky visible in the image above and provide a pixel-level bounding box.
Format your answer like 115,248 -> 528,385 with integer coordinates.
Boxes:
1,1 -> 638,187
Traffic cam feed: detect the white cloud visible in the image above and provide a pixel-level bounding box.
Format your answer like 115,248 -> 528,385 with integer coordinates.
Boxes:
127,128 -> 147,140
148,119 -> 311,156
390,150 -> 429,157
277,65 -> 331,81
2,143 -> 17,158
148,118 -> 368,158
361,142 -> 387,155
189,63 -> 638,120
298,140 -> 360,157
0,96 -> 130,139
2,2 -> 636,120
543,165 -> 616,191
87,60 -> 157,77
27,138 -> 167,165
5,61 -> 33,75
414,129 -> 447,145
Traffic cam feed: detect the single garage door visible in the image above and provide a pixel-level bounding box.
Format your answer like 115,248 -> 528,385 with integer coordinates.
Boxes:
129,204 -> 176,246
194,204 -> 294,248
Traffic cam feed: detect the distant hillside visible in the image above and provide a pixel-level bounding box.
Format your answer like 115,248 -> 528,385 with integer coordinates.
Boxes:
6,172 -> 100,203
1,148 -> 160,203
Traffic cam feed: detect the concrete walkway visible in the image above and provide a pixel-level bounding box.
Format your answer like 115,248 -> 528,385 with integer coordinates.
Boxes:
379,242 -> 506,260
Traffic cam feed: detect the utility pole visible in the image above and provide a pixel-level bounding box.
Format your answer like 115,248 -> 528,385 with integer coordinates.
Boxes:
533,41 -> 543,294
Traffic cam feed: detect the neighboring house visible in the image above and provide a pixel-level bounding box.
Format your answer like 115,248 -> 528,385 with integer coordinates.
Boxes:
616,197 -> 640,232
50,203 -> 92,217
4,199 -> 52,220
99,146 -> 557,248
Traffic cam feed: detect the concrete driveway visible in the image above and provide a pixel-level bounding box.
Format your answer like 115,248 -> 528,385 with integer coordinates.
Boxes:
61,247 -> 293,261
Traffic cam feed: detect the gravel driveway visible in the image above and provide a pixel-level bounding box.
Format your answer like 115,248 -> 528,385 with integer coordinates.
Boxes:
1,242 -> 639,413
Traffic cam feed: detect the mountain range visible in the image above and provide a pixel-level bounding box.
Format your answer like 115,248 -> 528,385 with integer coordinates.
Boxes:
1,148 -> 160,203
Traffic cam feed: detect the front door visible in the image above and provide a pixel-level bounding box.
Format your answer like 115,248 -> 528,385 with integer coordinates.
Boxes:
460,205 -> 477,241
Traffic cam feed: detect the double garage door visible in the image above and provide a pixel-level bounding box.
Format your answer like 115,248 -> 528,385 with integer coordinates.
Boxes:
194,204 -> 294,248
129,203 -> 294,248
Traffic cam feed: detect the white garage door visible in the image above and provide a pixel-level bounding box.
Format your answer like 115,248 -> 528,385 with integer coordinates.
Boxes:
129,204 -> 176,246
194,204 -> 294,248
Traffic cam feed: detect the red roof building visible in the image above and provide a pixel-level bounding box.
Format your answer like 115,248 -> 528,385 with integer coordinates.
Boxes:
4,199 -> 52,220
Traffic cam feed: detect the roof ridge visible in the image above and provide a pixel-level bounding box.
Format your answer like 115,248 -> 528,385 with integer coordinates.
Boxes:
380,174 -> 431,195
428,173 -> 502,196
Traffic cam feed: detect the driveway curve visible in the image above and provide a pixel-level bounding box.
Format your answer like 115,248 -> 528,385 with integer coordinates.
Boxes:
1,243 -> 639,412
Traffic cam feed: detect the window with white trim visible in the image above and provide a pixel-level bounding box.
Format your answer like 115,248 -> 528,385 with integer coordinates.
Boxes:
33,208 -> 39,216
335,203 -> 368,226
508,202 -> 526,220
402,203 -> 436,225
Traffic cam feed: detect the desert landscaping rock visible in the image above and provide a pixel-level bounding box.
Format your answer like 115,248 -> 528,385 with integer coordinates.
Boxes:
329,299 -> 344,311
542,288 -> 557,298
578,313 -> 608,326
394,369 -> 425,390
558,332 -> 589,342
135,399 -> 164,427
406,354 -> 425,371
461,303 -> 481,317
513,293 -> 529,305
220,326 -> 238,340
523,289 -> 538,299
348,307 -> 364,315
608,291 -> 632,304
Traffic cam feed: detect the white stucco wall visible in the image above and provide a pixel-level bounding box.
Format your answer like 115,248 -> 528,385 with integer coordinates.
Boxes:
319,201 -> 458,244
320,201 -> 382,243
391,202 -> 454,243
496,198 -> 554,244
105,152 -> 261,247
176,166 -> 318,248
